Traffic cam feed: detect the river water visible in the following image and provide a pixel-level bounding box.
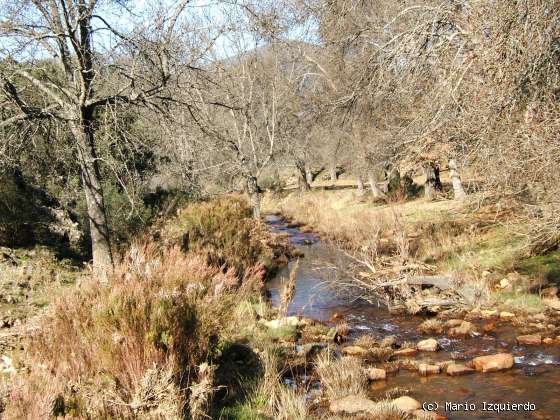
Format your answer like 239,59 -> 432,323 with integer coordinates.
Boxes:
265,214 -> 560,419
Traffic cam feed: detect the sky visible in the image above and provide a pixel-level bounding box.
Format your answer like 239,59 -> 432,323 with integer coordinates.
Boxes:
0,0 -> 319,63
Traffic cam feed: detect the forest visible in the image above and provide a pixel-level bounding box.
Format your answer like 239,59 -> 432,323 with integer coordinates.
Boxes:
1,1 -> 559,419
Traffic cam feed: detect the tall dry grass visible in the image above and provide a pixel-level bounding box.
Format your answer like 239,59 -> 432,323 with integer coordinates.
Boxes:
279,259 -> 299,317
314,353 -> 367,401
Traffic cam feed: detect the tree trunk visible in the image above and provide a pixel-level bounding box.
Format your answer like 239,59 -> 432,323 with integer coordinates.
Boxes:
295,161 -> 311,192
305,167 -> 313,185
448,158 -> 466,200
70,118 -> 113,279
386,167 -> 401,193
246,176 -> 261,219
356,176 -> 365,196
297,169 -> 311,192
368,172 -> 386,199
423,163 -> 438,201
434,163 -> 443,191
329,164 -> 337,181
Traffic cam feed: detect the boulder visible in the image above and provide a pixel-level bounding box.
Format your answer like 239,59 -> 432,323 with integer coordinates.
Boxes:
471,353 -> 514,372
418,363 -> 440,376
297,343 -> 326,357
499,311 -> 515,320
417,338 -> 439,352
446,364 -> 475,376
392,396 -> 421,412
0,355 -> 15,374
329,395 -> 379,415
516,334 -> 542,345
543,298 -> 560,311
448,321 -> 476,337
543,337 -> 554,345
365,367 -> 387,380
261,316 -> 300,329
542,287 -> 558,298
498,278 -> 512,291
393,348 -> 418,357
342,346 -> 369,357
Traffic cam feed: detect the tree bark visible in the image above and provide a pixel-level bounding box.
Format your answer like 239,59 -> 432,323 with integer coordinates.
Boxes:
356,176 -> 365,196
386,167 -> 401,193
246,175 -> 261,219
297,169 -> 311,192
305,167 -> 313,185
368,172 -> 386,199
423,162 -> 438,201
448,158 -> 466,200
70,117 -> 113,279
296,161 -> 311,192
329,164 -> 337,181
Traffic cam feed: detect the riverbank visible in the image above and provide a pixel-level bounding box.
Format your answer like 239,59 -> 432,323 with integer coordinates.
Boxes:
263,188 -> 560,316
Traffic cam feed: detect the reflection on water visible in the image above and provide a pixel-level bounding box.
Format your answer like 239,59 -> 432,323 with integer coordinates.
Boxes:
265,214 -> 560,420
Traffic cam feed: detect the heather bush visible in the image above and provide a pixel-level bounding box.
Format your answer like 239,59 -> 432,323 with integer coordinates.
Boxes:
4,243 -> 264,418
162,195 -> 278,275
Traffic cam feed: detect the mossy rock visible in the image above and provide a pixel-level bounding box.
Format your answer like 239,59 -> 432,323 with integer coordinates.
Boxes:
265,324 -> 298,342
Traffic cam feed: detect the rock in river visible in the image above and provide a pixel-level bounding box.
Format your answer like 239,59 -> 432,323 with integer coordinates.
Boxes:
417,338 -> 439,352
330,395 -> 379,415
448,321 -> 476,337
516,334 -> 542,345
365,367 -> 386,380
342,345 -> 369,357
418,363 -> 441,376
471,353 -> 514,372
391,396 -> 421,412
394,347 -> 418,357
446,363 -> 475,376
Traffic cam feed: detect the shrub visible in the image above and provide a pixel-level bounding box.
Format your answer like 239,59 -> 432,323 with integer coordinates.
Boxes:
161,195 -> 277,275
4,243 -> 264,419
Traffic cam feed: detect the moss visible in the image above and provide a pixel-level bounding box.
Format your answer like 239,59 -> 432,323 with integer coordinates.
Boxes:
517,250 -> 560,284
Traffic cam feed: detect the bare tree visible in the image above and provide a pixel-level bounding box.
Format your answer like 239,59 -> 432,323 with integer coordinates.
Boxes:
0,0 -> 194,276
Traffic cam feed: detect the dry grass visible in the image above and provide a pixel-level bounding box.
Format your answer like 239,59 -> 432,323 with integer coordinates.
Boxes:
369,347 -> 394,363
314,354 -> 367,400
160,194 -> 283,276
353,334 -> 378,348
417,319 -> 443,335
276,386 -> 307,420
279,259 -> 299,317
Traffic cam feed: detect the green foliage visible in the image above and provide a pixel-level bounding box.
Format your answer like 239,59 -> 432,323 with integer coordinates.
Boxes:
0,174 -> 63,248
517,250 -> 560,284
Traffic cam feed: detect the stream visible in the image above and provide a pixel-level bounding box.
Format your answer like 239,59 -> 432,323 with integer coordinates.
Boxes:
264,214 -> 560,419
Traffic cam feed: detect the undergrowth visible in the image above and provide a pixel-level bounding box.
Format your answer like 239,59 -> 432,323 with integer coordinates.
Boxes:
2,196 -> 293,419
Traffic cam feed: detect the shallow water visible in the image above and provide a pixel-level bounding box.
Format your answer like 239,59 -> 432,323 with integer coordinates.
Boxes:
265,214 -> 560,419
